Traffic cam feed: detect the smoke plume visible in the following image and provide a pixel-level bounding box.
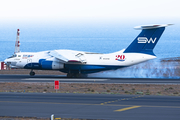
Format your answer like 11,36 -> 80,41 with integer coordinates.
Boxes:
89,57 -> 180,78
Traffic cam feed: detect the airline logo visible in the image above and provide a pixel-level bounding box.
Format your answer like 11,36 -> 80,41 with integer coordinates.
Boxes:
137,37 -> 157,43
115,55 -> 126,61
23,55 -> 34,59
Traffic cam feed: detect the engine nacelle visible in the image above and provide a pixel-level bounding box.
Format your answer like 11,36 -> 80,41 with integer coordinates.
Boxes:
39,59 -> 64,70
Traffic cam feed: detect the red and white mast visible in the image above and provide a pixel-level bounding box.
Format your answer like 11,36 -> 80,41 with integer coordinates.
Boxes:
14,29 -> 20,54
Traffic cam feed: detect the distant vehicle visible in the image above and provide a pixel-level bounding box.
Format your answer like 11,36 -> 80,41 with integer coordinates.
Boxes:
4,24 -> 172,77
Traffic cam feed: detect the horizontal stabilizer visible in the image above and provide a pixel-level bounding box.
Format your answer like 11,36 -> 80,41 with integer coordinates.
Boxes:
134,24 -> 173,30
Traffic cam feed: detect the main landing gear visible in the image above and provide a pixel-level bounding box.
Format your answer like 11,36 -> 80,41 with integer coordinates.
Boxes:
67,73 -> 87,78
30,70 -> 35,76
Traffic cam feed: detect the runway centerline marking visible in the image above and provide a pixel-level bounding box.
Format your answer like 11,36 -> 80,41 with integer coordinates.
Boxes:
23,78 -> 108,81
100,95 -> 143,105
115,106 -> 141,112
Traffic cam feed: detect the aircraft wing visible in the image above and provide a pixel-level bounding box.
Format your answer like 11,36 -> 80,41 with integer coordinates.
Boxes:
48,50 -> 68,63
48,50 -> 86,64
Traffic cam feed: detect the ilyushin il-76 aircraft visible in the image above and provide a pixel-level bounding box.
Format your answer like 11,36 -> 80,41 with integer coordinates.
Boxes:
4,24 -> 172,77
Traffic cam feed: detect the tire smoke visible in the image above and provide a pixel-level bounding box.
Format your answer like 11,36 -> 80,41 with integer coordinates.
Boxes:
90,58 -> 180,78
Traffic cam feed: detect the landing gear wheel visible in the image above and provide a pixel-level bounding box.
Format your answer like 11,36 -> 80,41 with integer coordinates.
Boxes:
30,71 -> 35,76
67,73 -> 87,78
67,73 -> 73,78
81,74 -> 88,78
75,73 -> 81,78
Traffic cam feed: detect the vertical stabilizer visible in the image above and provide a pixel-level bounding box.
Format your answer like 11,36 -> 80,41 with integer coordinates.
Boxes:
123,24 -> 172,56
14,29 -> 20,54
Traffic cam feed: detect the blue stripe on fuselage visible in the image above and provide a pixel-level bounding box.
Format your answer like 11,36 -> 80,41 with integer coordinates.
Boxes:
24,61 -> 53,70
24,63 -> 41,69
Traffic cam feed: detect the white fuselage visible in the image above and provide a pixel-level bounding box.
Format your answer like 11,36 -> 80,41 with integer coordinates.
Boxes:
4,49 -> 156,72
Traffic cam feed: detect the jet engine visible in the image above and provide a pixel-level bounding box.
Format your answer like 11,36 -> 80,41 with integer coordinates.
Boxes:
39,59 -> 64,70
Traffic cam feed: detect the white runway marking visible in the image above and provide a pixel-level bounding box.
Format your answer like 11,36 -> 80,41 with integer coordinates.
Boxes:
23,78 -> 109,81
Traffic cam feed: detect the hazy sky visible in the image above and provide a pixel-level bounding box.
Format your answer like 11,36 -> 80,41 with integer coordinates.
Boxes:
0,0 -> 180,25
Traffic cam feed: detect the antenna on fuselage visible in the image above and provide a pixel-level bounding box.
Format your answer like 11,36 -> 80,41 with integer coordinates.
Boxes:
14,29 -> 20,54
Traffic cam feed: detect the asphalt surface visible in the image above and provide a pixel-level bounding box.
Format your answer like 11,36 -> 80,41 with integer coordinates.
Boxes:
0,93 -> 180,120
0,75 -> 180,84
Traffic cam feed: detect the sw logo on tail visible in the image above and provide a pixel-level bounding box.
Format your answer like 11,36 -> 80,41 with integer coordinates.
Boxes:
137,37 -> 157,44
4,24 -> 173,77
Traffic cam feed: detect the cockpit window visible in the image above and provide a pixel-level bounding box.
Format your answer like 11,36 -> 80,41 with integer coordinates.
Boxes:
8,54 -> 17,58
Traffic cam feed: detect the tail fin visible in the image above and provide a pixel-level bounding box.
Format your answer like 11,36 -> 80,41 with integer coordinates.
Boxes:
123,24 -> 172,56
14,29 -> 20,54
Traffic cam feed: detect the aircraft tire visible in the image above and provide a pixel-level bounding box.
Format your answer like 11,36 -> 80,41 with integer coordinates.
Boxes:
30,71 -> 35,76
75,73 -> 88,78
67,73 -> 73,78
67,73 -> 88,78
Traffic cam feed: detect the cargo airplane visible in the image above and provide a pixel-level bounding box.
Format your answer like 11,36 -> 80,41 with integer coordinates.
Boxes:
4,24 -> 172,77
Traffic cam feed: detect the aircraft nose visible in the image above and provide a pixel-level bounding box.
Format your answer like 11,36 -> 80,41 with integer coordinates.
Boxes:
4,58 -> 11,65
4,59 -> 8,64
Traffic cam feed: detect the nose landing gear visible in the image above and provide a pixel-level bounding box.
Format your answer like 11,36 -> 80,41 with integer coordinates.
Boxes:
30,70 -> 35,76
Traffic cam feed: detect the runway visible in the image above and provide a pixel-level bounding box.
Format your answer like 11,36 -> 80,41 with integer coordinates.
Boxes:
0,75 -> 180,84
0,93 -> 180,120
1,75 -> 180,119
